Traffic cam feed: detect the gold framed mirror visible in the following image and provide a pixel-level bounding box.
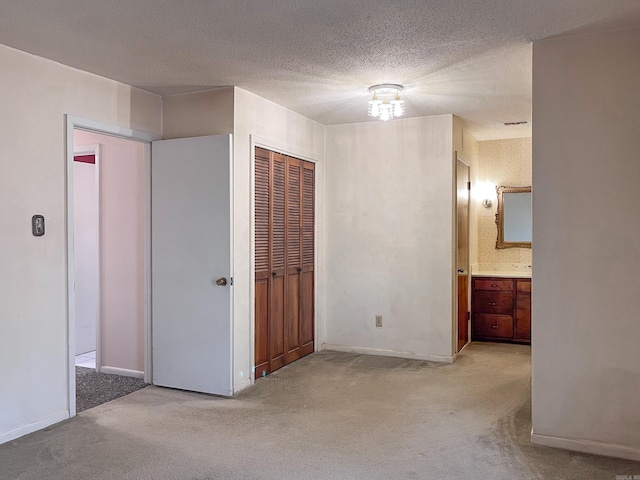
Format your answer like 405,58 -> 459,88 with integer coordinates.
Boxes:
496,186 -> 532,249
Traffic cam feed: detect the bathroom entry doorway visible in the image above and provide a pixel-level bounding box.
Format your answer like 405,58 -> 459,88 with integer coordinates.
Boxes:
456,158 -> 471,352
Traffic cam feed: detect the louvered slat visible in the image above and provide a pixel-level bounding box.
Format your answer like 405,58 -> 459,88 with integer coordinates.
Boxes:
255,154 -> 270,273
271,157 -> 286,270
302,164 -> 315,266
287,161 -> 301,267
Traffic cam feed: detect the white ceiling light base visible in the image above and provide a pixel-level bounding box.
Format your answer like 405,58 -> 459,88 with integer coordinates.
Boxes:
368,84 -> 405,121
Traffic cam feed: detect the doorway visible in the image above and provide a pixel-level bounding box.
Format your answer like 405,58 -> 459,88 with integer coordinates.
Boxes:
66,117 -> 155,416
456,158 -> 471,352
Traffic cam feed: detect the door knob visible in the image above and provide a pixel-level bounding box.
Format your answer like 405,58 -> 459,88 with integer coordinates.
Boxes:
216,277 -> 228,286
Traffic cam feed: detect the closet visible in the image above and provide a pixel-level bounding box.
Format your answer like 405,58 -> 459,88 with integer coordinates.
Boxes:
255,147 -> 315,376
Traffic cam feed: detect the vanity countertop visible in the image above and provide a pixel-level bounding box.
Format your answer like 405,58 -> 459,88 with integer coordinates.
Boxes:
472,270 -> 532,278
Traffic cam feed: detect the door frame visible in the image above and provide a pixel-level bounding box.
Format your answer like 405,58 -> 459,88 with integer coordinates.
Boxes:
65,115 -> 159,417
249,134 -> 321,387
72,143 -> 101,366
454,155 -> 471,354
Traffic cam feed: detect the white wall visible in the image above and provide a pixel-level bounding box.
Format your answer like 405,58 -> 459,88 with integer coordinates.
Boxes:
0,44 -> 161,444
324,115 -> 456,361
531,24 -> 640,460
74,131 -> 146,374
233,87 -> 325,390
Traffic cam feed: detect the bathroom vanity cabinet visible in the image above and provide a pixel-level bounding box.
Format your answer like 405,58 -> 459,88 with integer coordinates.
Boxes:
471,276 -> 531,344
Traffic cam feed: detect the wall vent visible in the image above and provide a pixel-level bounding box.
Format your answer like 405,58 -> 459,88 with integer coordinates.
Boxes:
502,121 -> 529,126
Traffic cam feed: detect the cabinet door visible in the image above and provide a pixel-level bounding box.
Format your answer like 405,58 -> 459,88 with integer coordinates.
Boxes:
516,292 -> 531,342
152,135 -> 233,396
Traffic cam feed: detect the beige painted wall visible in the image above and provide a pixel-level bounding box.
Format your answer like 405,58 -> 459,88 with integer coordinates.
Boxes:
324,115 -> 455,361
74,131 -> 146,374
474,137 -> 532,264
0,44 -> 161,443
162,87 -> 234,139
532,24 -> 640,460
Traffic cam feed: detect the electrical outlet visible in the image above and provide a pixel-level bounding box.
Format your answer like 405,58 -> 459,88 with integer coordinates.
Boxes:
375,315 -> 383,328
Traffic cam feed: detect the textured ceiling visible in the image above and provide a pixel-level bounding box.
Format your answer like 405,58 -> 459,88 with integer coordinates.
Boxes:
1,0 -> 639,139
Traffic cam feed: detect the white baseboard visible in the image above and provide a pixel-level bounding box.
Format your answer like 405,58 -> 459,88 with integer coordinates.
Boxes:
0,411 -> 68,445
233,379 -> 252,394
322,343 -> 455,364
531,432 -> 640,462
99,366 -> 144,379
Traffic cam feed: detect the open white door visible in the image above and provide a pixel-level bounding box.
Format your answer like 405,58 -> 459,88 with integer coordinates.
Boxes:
151,135 -> 233,396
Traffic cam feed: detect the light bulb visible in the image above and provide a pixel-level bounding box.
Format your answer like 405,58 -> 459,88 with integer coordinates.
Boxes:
391,93 -> 405,117
368,100 -> 381,117
379,104 -> 392,121
368,93 -> 382,117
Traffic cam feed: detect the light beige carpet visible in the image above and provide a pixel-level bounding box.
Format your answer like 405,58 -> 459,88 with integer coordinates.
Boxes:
1,343 -> 638,479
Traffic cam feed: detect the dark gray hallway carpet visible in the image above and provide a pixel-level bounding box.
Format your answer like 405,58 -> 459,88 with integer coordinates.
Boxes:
75,366 -> 148,413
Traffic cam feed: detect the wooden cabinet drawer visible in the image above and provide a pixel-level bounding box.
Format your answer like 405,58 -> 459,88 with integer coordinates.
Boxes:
474,314 -> 514,339
473,291 -> 513,314
517,279 -> 531,293
474,278 -> 513,291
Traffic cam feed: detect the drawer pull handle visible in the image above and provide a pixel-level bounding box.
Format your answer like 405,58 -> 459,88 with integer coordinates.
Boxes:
490,325 -> 499,329
488,302 -> 498,306
490,284 -> 498,287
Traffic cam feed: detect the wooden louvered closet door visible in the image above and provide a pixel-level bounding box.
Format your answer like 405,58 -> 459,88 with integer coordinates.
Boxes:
299,161 -> 315,356
254,148 -> 315,376
254,148 -> 270,376
284,158 -> 302,364
269,153 -> 287,372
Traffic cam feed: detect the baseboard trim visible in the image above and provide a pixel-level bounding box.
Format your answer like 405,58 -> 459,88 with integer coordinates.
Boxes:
0,411 -> 68,445
530,432 -> 640,462
322,343 -> 455,364
99,366 -> 144,379
233,379 -> 252,395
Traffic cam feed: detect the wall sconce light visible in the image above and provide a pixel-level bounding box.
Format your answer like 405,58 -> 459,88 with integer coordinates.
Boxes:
482,199 -> 493,208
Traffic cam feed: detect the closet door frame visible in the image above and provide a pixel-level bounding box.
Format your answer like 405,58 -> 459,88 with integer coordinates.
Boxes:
249,135 -> 320,384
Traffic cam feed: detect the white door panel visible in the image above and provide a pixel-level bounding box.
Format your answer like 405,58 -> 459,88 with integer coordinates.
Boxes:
151,135 -> 233,396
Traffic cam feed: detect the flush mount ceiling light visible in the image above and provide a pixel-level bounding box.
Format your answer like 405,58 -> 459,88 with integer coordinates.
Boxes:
367,84 -> 405,121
